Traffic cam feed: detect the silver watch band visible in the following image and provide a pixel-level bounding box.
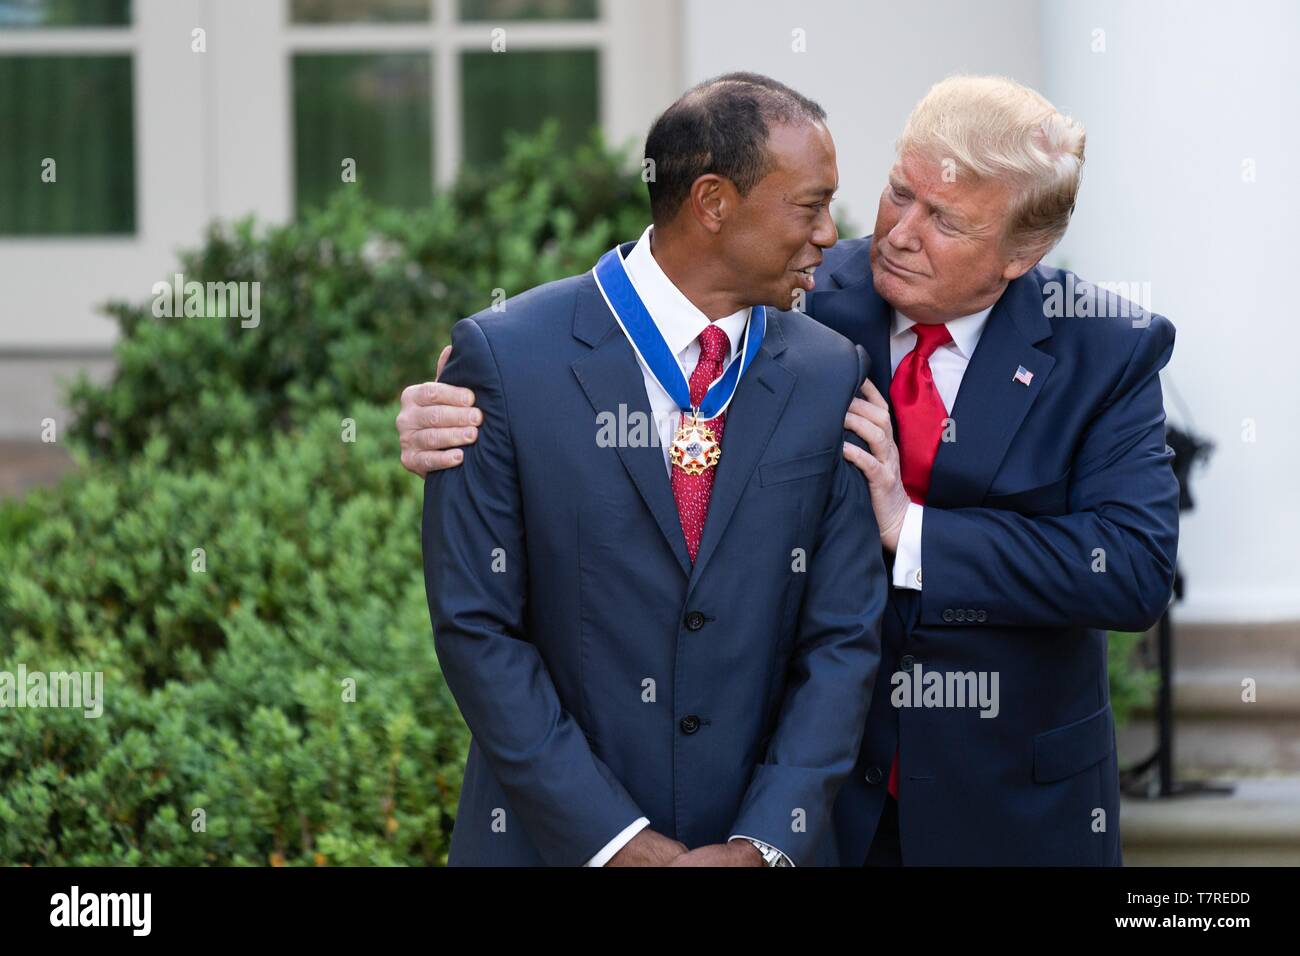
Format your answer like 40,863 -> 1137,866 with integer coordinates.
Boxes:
746,838 -> 791,867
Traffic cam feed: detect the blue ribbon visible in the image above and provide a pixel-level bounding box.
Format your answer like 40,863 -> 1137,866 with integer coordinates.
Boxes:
592,244 -> 765,420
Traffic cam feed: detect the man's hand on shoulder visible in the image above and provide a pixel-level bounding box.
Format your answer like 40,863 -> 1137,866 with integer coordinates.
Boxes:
605,828 -> 688,867
842,376 -> 910,552
396,344 -> 483,477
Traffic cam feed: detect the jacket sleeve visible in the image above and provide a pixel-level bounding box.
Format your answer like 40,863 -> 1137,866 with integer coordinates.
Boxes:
422,316 -> 645,865
919,315 -> 1180,632
728,345 -> 886,865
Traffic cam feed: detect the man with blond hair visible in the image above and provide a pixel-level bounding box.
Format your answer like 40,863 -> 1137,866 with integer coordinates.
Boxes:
398,74 -> 1179,866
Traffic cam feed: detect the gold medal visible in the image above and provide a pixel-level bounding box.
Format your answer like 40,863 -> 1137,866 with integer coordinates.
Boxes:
593,246 -> 767,474
670,413 -> 721,475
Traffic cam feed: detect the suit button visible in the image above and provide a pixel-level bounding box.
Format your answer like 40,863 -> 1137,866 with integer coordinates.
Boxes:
976,609 -> 988,623
899,654 -> 915,672
955,609 -> 966,622
967,609 -> 977,621
680,715 -> 700,734
865,766 -> 883,785
942,608 -> 954,623
684,611 -> 706,631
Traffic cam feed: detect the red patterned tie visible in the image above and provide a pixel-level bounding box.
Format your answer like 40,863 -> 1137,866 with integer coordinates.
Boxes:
672,324 -> 730,562
885,320 -> 952,800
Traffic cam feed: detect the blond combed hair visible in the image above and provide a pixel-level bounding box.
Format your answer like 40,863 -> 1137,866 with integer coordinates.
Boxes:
897,75 -> 1086,257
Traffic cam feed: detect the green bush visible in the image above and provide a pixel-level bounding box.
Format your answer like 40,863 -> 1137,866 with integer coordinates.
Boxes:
0,405 -> 467,865
1108,631 -> 1158,728
66,122 -> 650,467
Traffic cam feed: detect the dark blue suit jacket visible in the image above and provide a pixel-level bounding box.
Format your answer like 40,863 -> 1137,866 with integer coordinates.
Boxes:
423,244 -> 887,866
813,238 -> 1179,866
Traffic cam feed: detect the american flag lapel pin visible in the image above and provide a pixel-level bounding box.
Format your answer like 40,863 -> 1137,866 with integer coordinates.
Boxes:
1013,365 -> 1034,386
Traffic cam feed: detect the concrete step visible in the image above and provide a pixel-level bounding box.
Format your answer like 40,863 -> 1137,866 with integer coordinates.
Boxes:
1121,775 -> 1300,865
0,440 -> 77,498
1118,621 -> 1300,774
1172,621 -> 1300,672
1121,714 -> 1300,775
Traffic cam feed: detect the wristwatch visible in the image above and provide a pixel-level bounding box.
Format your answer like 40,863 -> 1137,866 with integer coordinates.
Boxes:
746,838 -> 793,867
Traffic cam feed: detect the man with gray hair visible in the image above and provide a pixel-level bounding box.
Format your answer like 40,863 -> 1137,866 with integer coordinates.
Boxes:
399,74 -> 1179,865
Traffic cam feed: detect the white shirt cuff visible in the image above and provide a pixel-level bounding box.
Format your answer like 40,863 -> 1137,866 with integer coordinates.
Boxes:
728,834 -> 795,867
585,817 -> 650,867
891,502 -> 924,590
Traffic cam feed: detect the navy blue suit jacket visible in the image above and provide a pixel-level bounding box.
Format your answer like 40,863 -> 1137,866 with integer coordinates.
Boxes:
423,244 -> 887,866
812,238 -> 1179,866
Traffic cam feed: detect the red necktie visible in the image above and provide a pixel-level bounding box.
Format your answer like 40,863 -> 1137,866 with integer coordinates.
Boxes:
885,321 -> 952,800
672,324 -> 730,562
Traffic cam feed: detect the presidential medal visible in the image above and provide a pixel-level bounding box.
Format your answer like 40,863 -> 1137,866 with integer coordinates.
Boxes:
592,240 -> 766,475
670,414 -> 721,475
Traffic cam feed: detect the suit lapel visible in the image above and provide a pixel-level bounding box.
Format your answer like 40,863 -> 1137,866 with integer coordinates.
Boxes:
926,271 -> 1056,508
570,267 -> 694,577
686,313 -> 794,596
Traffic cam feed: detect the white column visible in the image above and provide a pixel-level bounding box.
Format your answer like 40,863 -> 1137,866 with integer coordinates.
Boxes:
602,0 -> 685,158
1041,0 -> 1300,622
207,0 -> 292,223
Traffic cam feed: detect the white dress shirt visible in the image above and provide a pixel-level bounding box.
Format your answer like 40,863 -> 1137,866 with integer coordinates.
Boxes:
584,225 -> 789,867
889,305 -> 994,590
621,224 -> 750,474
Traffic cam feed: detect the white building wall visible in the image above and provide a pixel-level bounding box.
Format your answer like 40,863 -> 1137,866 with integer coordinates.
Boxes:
681,0 -> 1044,232
1041,0 -> 1300,622
3,0 -> 1296,624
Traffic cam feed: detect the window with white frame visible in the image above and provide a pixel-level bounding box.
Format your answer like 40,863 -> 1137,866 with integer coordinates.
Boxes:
0,0 -> 136,235
287,0 -> 605,216
0,0 -> 676,354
